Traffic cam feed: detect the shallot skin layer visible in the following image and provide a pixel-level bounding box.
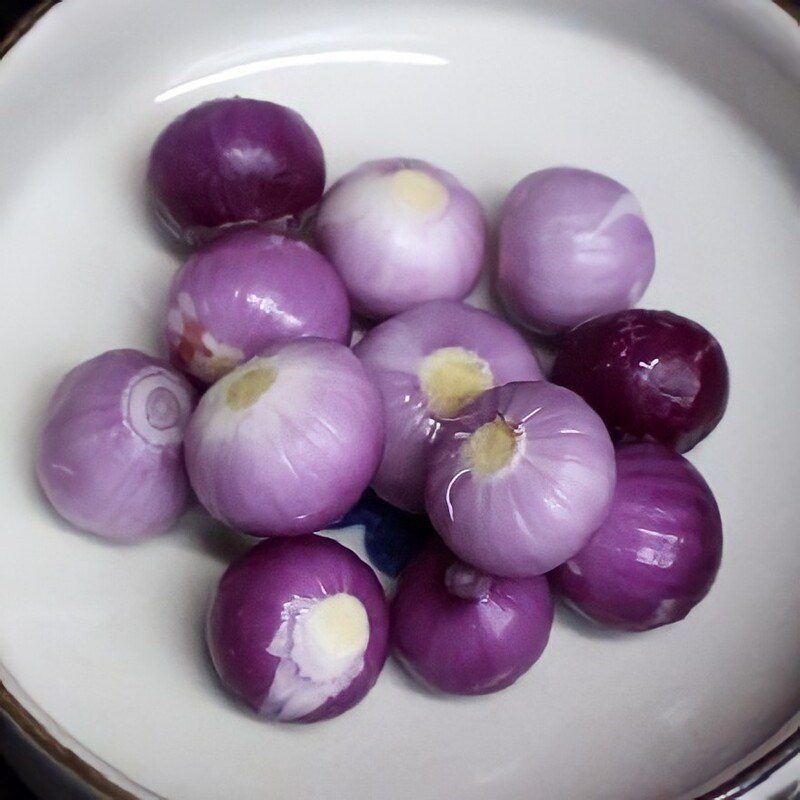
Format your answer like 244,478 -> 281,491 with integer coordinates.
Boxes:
498,167 -> 655,335
207,536 -> 389,723
184,338 -> 384,536
391,541 -> 554,695
148,98 -> 325,244
551,309 -> 729,452
550,442 -> 723,631
315,158 -> 486,319
425,381 -> 616,577
354,300 -> 543,513
37,349 -> 196,541
165,230 -> 350,384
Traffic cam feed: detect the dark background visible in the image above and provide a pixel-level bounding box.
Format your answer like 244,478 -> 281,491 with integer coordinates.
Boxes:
1,0 -> 44,42
0,4 -> 43,794
0,725 -> 34,800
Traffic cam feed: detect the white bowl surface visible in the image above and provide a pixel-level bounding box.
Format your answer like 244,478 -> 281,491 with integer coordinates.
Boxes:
0,1 -> 799,798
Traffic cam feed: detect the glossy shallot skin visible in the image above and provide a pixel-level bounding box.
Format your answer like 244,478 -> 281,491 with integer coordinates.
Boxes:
498,167 -> 655,335
207,536 -> 389,722
391,540 -> 554,695
315,158 -> 486,319
165,230 -> 350,384
37,349 -> 196,541
185,338 -> 384,536
148,98 -> 325,244
551,309 -> 729,452
354,300 -> 543,513
550,442 -> 723,631
425,381 -> 616,577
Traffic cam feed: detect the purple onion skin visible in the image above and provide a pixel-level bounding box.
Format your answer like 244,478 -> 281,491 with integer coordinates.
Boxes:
498,167 -> 655,335
207,536 -> 389,722
185,338 -> 384,536
550,443 -> 723,631
426,381 -> 616,577
37,350 -> 196,542
315,158 -> 486,319
354,300 -> 543,513
165,230 -> 351,384
148,98 -> 325,244
391,541 -> 554,695
551,309 -> 729,453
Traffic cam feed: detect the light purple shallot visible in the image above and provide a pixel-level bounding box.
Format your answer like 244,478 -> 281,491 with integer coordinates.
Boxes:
315,158 -> 486,319
498,167 -> 655,335
185,338 -> 384,536
165,230 -> 350,384
354,300 -> 543,513
37,349 -> 196,541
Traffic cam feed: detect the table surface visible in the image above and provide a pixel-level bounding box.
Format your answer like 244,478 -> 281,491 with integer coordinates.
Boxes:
0,756 -> 35,799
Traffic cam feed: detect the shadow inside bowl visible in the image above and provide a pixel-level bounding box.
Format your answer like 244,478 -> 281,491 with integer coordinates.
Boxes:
552,599 -> 630,641
179,511 -> 255,565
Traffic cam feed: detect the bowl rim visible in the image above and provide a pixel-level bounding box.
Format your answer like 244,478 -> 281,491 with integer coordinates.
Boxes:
0,1 -> 798,798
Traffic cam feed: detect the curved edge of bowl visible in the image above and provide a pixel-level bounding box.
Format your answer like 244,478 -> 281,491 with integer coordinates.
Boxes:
0,1 -> 797,798
0,680 -> 143,800
0,0 -> 60,58
773,0 -> 800,23
695,726 -> 800,800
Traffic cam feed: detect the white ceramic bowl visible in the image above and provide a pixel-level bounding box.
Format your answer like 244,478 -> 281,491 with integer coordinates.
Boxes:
1,1 -> 799,798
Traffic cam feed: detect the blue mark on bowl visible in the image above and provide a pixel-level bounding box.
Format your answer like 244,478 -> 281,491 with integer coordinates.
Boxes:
329,489 -> 432,577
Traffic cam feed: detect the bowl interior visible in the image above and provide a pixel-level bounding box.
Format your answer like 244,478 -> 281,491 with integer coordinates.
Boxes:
0,1 -> 799,798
